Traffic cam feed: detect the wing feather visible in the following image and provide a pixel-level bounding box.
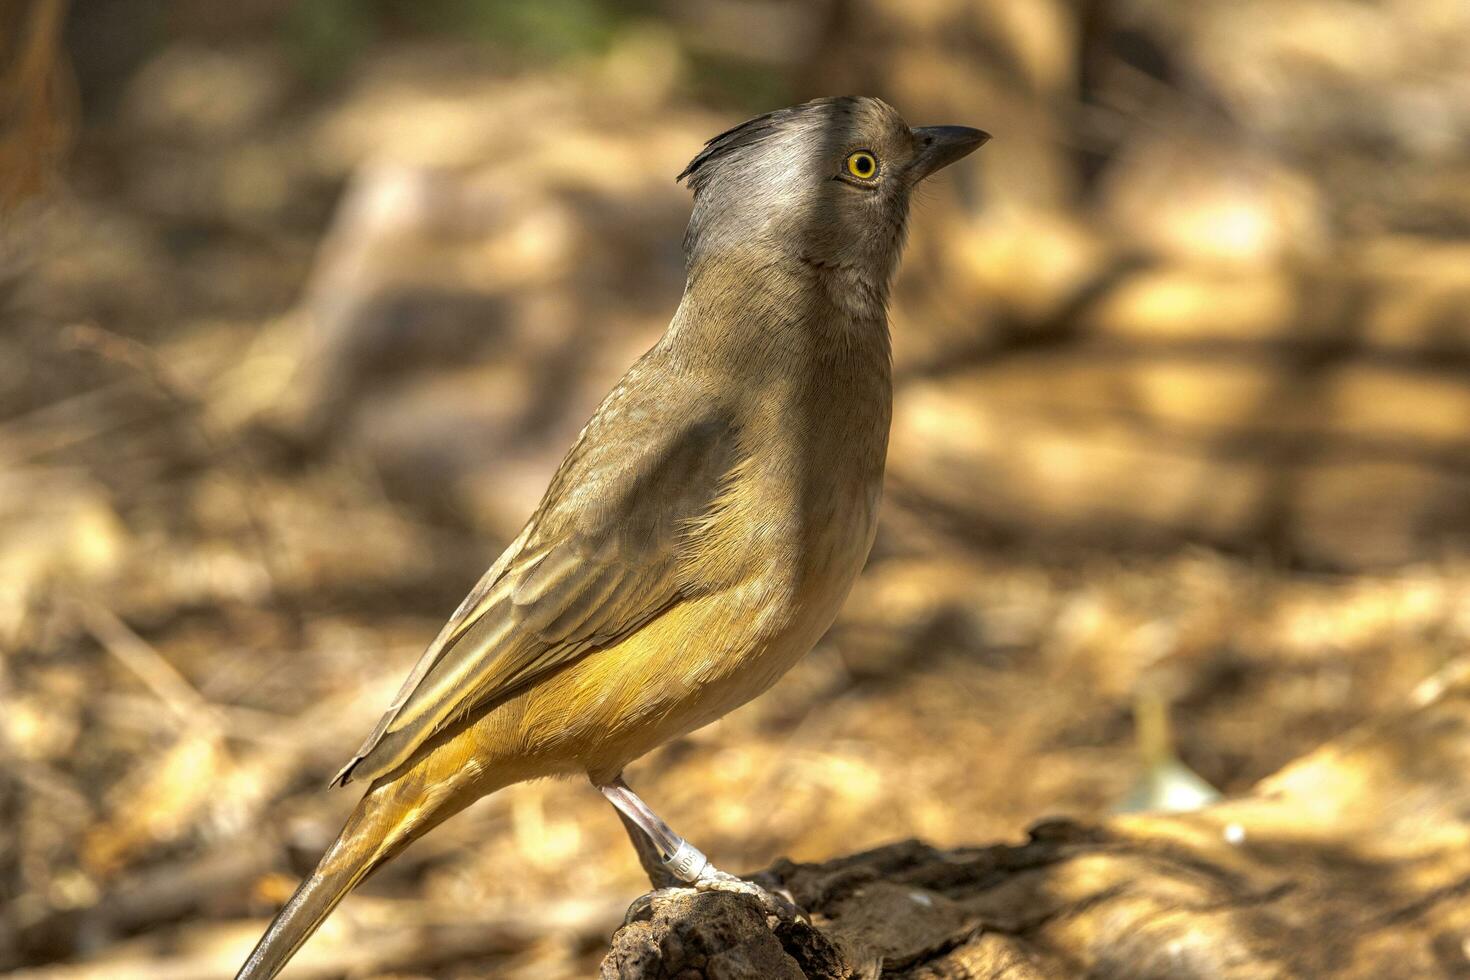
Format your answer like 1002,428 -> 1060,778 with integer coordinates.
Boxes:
334,363 -> 736,786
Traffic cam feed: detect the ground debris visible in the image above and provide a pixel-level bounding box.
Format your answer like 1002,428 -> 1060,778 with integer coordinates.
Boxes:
604,660 -> 1470,978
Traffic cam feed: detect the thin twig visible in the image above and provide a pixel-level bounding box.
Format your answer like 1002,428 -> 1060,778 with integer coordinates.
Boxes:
75,600 -> 223,736
62,322 -> 302,631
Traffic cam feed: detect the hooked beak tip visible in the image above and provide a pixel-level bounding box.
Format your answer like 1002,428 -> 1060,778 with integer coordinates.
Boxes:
910,125 -> 990,180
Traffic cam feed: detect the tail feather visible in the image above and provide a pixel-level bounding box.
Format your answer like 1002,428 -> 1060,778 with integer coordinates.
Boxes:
235,846 -> 374,980
236,776 -> 470,980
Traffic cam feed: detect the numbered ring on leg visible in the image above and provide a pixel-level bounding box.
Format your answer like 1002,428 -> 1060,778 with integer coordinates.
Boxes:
663,840 -> 709,882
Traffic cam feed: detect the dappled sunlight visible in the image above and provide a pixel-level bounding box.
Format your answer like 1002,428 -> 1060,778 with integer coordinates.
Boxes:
4,0 -> 1470,976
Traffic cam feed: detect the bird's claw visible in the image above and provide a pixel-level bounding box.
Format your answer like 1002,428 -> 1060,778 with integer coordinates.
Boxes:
624,870 -> 806,927
694,867 -> 806,924
623,886 -> 689,927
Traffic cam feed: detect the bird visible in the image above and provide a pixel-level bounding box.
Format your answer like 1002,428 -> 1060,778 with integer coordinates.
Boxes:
236,95 -> 987,979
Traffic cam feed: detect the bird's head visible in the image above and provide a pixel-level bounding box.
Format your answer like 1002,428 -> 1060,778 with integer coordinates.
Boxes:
678,96 -> 988,290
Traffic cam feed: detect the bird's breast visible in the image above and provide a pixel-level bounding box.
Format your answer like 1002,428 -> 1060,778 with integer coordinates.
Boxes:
517,364 -> 890,779
716,367 -> 890,634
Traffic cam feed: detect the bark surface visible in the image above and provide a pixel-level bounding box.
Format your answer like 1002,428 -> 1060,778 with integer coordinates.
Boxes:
603,663 -> 1470,979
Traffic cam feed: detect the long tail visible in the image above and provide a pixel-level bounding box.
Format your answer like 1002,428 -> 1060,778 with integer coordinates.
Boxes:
236,773 -> 472,980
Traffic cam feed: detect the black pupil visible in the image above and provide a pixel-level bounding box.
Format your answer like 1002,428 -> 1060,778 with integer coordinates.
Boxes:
854,155 -> 872,175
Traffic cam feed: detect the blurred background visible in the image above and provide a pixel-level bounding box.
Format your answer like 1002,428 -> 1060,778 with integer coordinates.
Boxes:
3,0 -> 1470,976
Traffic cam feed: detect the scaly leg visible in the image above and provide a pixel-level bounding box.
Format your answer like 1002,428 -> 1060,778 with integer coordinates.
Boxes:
596,775 -> 801,920
611,805 -> 684,890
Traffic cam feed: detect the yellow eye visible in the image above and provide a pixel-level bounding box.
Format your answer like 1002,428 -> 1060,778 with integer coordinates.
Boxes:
845,150 -> 878,180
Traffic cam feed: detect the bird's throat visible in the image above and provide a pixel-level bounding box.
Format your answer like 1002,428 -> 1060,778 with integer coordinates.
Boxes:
672,250 -> 892,376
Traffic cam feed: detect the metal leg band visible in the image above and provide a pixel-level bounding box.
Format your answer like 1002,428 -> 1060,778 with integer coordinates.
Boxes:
662,839 -> 709,882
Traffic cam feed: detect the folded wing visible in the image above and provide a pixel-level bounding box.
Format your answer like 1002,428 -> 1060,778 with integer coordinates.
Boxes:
335,364 -> 737,786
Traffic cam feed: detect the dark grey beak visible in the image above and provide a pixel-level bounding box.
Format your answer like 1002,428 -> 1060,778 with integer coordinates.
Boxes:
909,125 -> 991,181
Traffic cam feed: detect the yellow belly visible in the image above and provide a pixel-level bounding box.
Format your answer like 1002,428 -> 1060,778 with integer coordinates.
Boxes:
460,492 -> 876,784
515,580 -> 838,782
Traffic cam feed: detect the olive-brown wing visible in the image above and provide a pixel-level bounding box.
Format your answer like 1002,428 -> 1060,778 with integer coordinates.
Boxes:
334,375 -> 737,786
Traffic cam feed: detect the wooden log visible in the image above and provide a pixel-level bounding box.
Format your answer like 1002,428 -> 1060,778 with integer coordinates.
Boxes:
602,661 -> 1470,978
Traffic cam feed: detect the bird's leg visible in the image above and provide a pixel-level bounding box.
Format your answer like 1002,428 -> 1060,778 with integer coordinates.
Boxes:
597,775 -> 801,921
598,775 -> 710,881
611,805 -> 684,890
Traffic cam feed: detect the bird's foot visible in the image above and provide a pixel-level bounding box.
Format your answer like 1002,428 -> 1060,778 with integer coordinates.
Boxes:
623,869 -> 804,927
622,886 -> 690,926
693,866 -> 805,923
